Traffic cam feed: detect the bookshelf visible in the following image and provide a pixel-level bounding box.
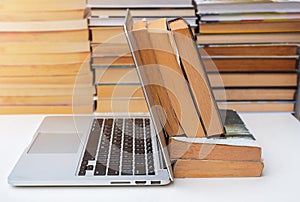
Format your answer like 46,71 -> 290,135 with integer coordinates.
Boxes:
0,0 -> 299,121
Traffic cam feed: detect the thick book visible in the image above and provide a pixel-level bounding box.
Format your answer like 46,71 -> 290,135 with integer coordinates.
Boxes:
88,0 -> 193,8
0,105 -> 93,114
208,72 -> 298,87
0,0 -> 86,11
92,54 -> 134,66
131,19 -> 184,136
199,20 -> 300,34
195,0 -> 300,14
96,98 -> 148,113
203,57 -> 297,72
94,66 -> 139,84
0,85 -> 94,96
96,84 -> 144,98
202,45 -> 299,56
0,63 -> 90,76
213,88 -> 296,101
147,18 -> 206,138
218,101 -> 295,112
200,12 -> 300,22
0,52 -> 90,65
0,19 -> 87,32
196,32 -> 300,44
0,73 -> 93,85
0,41 -> 90,54
171,109 -> 264,177
0,30 -> 89,42
0,9 -> 89,21
168,18 -> 225,136
90,26 -> 126,44
0,95 -> 91,105
173,159 -> 264,178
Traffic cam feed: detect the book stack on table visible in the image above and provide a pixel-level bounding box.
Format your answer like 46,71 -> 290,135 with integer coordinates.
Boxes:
195,0 -> 300,113
0,0 -> 94,114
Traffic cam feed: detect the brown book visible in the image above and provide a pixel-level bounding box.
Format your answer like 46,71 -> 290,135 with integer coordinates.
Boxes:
213,88 -> 296,101
208,73 -> 298,87
0,9 -> 89,21
0,105 -> 93,114
0,85 -> 94,96
0,52 -> 89,65
0,63 -> 91,76
168,18 -> 224,136
92,55 -> 134,66
169,137 -> 261,161
90,27 -> 126,44
0,41 -> 90,54
0,0 -> 86,11
203,58 -> 297,72
96,98 -> 148,113
131,19 -> 184,136
173,159 -> 264,178
0,73 -> 93,85
0,19 -> 87,32
148,18 -> 206,138
92,43 -> 131,55
94,67 -> 139,84
197,32 -> 300,45
218,101 -> 295,112
0,30 -> 88,42
0,15 -> 89,47
0,95 -> 92,105
96,85 -> 144,98
199,21 -> 300,34
202,45 -> 298,56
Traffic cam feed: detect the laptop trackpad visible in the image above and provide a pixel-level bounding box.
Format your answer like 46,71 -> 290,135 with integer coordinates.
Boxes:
28,132 -> 82,154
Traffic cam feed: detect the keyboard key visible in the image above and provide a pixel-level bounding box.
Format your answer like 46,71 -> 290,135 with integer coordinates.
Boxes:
86,165 -> 94,170
94,163 -> 106,175
83,150 -> 95,161
78,170 -> 86,176
108,168 -> 119,175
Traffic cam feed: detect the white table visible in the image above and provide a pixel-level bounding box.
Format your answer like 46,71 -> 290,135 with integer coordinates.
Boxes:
1,113 -> 300,202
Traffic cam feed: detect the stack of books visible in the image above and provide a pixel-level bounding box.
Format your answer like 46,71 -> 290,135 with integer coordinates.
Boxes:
87,0 -> 197,113
0,0 -> 94,114
127,15 -> 263,177
195,0 -> 300,112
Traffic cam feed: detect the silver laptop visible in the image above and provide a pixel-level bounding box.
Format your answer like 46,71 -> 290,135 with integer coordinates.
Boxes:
8,11 -> 174,186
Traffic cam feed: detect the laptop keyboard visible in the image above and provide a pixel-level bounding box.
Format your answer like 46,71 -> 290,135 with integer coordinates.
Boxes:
78,118 -> 155,176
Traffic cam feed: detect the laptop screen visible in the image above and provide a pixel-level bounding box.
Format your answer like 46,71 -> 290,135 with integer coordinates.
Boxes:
124,10 -> 174,180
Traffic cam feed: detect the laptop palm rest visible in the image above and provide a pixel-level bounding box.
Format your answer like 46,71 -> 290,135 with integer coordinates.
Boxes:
28,132 -> 82,154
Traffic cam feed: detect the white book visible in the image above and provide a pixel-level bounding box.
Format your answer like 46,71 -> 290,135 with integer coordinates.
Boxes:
196,0 -> 300,14
89,16 -> 197,27
200,12 -> 300,22
88,0 -> 193,8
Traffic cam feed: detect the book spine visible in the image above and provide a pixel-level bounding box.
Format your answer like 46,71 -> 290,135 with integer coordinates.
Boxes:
295,46 -> 300,121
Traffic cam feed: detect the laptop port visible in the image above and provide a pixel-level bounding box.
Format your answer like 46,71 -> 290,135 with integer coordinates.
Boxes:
151,181 -> 161,185
110,181 -> 131,185
135,181 -> 147,185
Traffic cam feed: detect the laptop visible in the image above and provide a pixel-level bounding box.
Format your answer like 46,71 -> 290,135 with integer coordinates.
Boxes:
8,11 -> 174,186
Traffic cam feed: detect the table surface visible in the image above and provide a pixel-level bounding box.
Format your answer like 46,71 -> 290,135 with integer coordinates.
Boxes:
1,113 -> 300,202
